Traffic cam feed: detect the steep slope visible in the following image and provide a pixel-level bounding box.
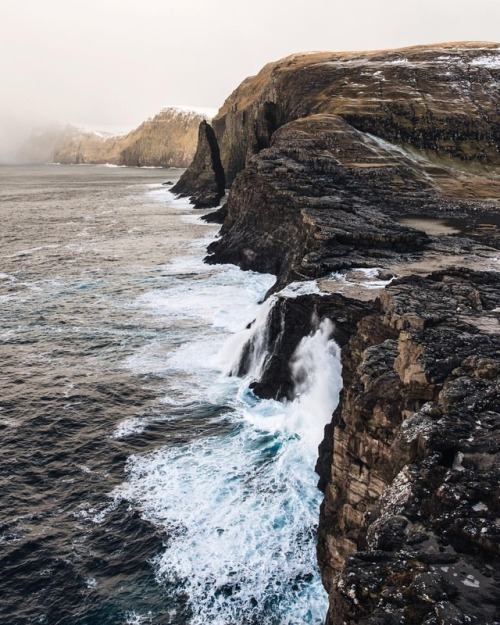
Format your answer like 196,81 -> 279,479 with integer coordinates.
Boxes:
317,269 -> 500,625
177,42 -> 500,624
176,42 -> 500,207
19,107 -> 214,168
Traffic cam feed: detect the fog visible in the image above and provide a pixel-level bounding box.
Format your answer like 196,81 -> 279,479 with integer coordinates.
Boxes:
1,0 -> 499,162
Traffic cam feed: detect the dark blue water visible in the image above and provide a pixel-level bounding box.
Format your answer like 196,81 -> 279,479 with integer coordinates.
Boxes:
0,165 -> 337,625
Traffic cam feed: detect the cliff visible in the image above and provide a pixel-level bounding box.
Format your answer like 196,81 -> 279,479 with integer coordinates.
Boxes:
234,270 -> 500,623
317,269 -> 500,625
175,42 -> 500,208
19,107 -> 213,168
179,42 -> 500,623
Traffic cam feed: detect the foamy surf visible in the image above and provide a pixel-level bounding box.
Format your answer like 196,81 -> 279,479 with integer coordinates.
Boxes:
116,232 -> 342,623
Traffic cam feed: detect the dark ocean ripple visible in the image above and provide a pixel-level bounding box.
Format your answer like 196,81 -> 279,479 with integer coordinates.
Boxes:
0,164 -> 331,625
0,165 -> 213,625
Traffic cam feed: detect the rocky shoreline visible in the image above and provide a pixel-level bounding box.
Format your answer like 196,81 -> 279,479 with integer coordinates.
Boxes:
177,43 -> 500,624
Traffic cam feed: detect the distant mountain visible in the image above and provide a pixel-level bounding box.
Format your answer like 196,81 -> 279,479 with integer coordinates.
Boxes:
18,107 -> 215,167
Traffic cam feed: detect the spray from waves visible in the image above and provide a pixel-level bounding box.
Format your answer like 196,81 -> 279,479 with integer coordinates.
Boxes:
214,295 -> 277,379
288,319 -> 342,452
115,259 -> 342,624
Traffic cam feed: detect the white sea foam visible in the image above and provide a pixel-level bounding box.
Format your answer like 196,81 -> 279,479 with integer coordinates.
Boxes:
288,319 -> 342,452
124,611 -> 153,625
134,264 -> 274,333
111,181 -> 346,622
112,418 -> 147,439
116,257 -> 341,623
279,280 -> 322,298
215,295 -> 277,378
96,163 -> 127,168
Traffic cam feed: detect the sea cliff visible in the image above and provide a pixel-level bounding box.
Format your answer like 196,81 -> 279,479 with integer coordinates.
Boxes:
19,107 -> 213,168
179,43 -> 500,623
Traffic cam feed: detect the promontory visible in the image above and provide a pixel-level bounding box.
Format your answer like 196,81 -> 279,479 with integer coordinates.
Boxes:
175,42 -> 500,625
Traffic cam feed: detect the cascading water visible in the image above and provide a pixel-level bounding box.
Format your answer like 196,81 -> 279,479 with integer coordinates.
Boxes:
288,318 -> 342,453
214,294 -> 277,379
116,240 -> 343,624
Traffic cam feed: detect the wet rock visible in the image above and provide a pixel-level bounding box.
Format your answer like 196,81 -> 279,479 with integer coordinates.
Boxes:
242,292 -> 371,401
317,270 -> 500,625
188,42 -> 500,625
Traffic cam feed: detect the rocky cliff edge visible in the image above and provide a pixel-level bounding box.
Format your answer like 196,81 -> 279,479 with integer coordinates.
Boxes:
19,107 -> 214,168
177,43 -> 500,624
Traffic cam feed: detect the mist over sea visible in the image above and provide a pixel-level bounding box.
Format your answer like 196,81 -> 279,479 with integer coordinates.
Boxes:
0,165 -> 339,624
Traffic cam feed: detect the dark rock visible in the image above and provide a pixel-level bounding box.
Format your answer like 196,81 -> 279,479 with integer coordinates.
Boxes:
180,43 -> 500,205
317,270 -> 500,625
172,120 -> 225,208
205,114 -> 440,286
187,42 -> 500,625
201,204 -> 228,224
242,292 -> 371,400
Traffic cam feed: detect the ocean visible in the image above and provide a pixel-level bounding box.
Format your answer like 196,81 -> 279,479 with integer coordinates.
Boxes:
0,164 -> 341,625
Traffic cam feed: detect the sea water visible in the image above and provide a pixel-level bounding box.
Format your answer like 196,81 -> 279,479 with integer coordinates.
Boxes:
0,165 -> 341,625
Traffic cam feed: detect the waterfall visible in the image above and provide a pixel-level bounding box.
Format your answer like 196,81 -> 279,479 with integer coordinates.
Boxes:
288,318 -> 342,453
214,295 -> 277,379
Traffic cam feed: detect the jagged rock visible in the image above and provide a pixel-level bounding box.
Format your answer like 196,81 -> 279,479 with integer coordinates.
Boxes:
180,43 -> 500,202
189,42 -> 500,625
316,269 -> 500,625
201,204 -> 228,224
172,120 -> 225,207
206,113 -> 458,287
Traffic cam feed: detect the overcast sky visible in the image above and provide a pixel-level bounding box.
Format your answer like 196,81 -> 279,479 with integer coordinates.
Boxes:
0,0 -> 499,155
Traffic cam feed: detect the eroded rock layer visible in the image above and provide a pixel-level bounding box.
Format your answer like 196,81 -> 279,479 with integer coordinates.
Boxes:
317,269 -> 500,625
182,42 -> 500,625
177,42 -> 500,207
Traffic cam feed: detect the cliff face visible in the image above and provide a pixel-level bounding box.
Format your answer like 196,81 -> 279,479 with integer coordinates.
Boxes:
179,43 -> 500,624
234,269 -> 500,623
118,108 -> 209,168
317,269 -> 500,625
176,42 -> 500,207
19,107 -> 212,168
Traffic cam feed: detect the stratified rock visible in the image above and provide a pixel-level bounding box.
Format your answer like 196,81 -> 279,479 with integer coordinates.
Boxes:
205,114 -> 440,287
171,120 -> 225,207
193,42 -> 500,625
180,43 -> 500,201
317,269 -> 500,625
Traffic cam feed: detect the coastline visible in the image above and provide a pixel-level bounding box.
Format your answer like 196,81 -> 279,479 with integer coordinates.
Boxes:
179,42 -> 500,624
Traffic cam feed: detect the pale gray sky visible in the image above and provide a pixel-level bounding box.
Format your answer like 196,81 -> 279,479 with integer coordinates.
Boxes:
0,0 -> 499,157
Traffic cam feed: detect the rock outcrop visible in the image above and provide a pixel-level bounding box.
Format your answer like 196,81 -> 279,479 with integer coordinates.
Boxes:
176,42 -> 500,207
171,120 -> 225,207
317,269 -> 500,624
19,107 -> 213,168
180,42 -> 500,624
